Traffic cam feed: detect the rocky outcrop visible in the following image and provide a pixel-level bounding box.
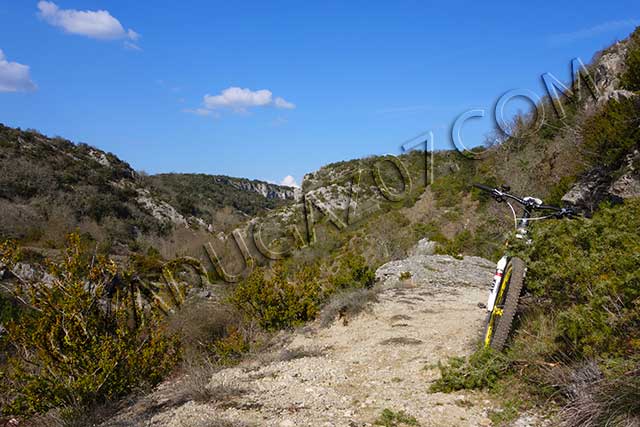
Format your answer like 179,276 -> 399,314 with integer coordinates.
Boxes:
592,41 -> 629,104
136,188 -> 189,227
610,149 -> 640,199
562,149 -> 640,214
407,238 -> 437,257
561,167 -> 622,214
375,253 -> 495,289
221,177 -> 296,200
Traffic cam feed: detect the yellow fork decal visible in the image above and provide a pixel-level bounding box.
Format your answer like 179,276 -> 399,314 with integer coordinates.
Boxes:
484,265 -> 513,347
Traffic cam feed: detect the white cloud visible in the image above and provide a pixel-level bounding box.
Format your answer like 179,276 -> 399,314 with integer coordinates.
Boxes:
280,175 -> 299,188
274,96 -> 295,109
549,19 -> 640,44
183,108 -> 220,118
198,86 -> 295,114
204,87 -> 273,111
127,29 -> 140,41
123,41 -> 142,51
0,49 -> 37,93
37,1 -> 140,48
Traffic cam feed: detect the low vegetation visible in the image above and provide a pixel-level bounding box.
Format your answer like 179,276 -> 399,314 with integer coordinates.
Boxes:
0,235 -> 180,416
0,232 -> 379,420
374,408 -> 420,426
230,252 -> 377,331
230,264 -> 322,331
582,95 -> 640,169
621,27 -> 640,92
432,200 -> 640,425
430,348 -> 512,393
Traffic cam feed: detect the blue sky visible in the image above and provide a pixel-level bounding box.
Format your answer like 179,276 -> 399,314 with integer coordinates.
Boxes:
0,1 -> 638,186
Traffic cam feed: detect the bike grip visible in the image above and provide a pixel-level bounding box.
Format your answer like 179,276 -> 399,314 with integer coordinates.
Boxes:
538,204 -> 562,211
473,183 -> 495,193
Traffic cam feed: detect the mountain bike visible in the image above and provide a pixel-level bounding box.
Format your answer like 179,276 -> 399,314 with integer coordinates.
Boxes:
473,184 -> 575,351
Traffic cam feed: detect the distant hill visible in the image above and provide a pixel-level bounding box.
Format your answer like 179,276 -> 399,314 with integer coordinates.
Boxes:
148,173 -> 295,224
0,125 -> 296,257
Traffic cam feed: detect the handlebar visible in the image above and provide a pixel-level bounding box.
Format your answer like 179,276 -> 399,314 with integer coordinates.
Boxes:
473,183 -> 495,193
473,183 -> 576,218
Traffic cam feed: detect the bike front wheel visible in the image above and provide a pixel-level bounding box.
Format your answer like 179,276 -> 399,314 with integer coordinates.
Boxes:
484,257 -> 525,351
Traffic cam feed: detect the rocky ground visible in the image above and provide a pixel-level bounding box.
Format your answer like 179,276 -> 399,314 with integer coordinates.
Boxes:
102,253 -> 546,427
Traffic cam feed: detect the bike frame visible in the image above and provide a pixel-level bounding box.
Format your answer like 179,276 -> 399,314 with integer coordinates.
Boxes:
486,204 -> 533,312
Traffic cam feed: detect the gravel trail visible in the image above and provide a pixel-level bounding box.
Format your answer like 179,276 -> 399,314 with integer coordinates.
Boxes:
104,255 -> 504,427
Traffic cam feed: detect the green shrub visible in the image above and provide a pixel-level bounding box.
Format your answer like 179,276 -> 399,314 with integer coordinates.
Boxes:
582,96 -> 640,169
430,173 -> 468,207
0,234 -> 180,416
374,408 -> 420,426
545,175 -> 576,206
211,327 -> 251,365
434,229 -> 473,258
621,27 -> 640,91
524,199 -> 640,358
412,221 -> 440,240
330,253 -> 375,290
0,292 -> 22,325
230,264 -> 322,331
399,271 -> 412,280
430,347 -> 512,393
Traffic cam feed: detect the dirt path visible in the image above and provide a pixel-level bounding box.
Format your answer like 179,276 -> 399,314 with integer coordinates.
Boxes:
105,255 -> 500,427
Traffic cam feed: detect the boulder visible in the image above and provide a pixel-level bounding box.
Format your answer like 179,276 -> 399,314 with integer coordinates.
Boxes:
562,150 -> 640,215
408,238 -> 437,257
375,253 -> 495,289
561,167 -> 621,214
610,150 -> 640,199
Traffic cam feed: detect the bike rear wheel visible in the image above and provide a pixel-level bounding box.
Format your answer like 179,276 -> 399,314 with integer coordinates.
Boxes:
484,257 -> 525,351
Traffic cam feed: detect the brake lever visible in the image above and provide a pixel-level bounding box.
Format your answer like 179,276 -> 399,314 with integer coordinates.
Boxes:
556,208 -> 577,219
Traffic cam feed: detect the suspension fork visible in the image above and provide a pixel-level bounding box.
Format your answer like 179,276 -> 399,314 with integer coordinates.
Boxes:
487,255 -> 508,312
487,209 -> 533,312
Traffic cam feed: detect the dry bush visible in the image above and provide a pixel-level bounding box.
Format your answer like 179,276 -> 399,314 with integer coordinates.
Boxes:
320,288 -> 378,327
173,357 -> 246,404
559,363 -> 640,427
167,299 -> 246,361
362,210 -> 413,264
0,203 -> 43,242
174,357 -> 221,403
